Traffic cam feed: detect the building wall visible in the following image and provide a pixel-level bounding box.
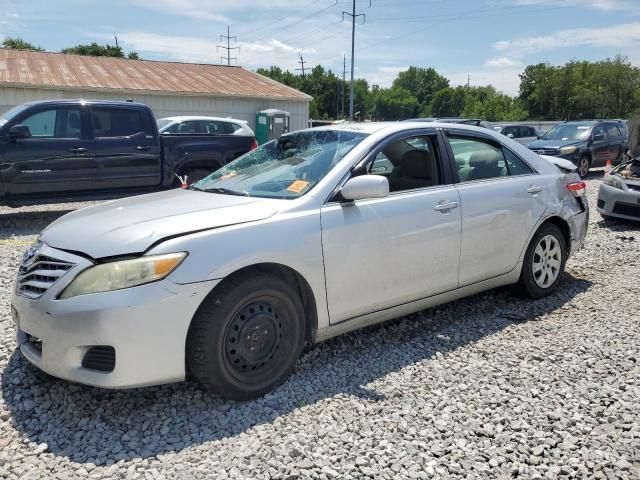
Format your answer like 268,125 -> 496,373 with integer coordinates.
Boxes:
0,87 -> 310,132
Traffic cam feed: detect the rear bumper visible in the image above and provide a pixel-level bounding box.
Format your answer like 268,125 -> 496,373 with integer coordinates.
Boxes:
597,182 -> 640,221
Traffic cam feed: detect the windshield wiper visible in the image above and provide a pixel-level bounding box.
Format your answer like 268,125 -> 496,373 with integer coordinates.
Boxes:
191,186 -> 250,196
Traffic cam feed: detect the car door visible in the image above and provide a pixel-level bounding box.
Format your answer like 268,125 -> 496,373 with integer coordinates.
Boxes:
590,123 -> 609,167
444,130 -> 547,286
606,123 -> 625,162
0,105 -> 95,197
87,106 -> 161,189
320,131 -> 461,324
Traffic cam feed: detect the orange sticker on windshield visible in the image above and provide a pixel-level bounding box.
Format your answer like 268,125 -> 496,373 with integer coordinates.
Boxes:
287,180 -> 310,193
219,172 -> 237,180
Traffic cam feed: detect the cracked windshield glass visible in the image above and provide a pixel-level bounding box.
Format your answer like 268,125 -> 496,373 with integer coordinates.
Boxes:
191,130 -> 368,198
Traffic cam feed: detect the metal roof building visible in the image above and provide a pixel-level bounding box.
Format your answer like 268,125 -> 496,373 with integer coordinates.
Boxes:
0,48 -> 311,131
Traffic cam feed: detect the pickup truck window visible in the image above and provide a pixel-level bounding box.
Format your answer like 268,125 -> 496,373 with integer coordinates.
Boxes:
21,108 -> 82,138
92,108 -> 146,138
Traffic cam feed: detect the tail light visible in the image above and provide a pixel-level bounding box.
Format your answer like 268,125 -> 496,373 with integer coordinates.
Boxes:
250,138 -> 258,151
567,181 -> 586,197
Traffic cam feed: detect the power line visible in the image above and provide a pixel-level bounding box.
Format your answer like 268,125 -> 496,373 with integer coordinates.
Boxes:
343,0 -> 371,120
217,25 -> 239,66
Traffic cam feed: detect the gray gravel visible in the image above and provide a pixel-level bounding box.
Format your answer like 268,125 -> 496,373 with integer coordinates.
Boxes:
0,176 -> 638,479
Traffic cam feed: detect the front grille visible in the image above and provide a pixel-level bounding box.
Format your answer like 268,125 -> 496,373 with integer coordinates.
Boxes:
17,255 -> 75,299
613,202 -> 640,218
82,346 -> 116,372
532,149 -> 558,156
626,183 -> 640,192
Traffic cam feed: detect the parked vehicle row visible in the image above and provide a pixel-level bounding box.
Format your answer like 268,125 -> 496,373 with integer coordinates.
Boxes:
0,100 -> 257,206
597,114 -> 640,221
12,121 -> 588,399
527,120 -> 627,178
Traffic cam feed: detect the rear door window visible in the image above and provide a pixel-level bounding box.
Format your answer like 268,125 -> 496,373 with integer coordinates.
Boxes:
606,124 -> 621,137
448,135 -> 533,182
92,108 -> 146,138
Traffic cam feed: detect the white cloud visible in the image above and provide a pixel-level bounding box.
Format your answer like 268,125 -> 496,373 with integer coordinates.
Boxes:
132,0 -> 312,22
364,65 -> 410,88
494,22 -> 640,54
512,0 -> 634,10
100,31 -> 316,72
484,56 -> 524,68
446,68 -> 524,96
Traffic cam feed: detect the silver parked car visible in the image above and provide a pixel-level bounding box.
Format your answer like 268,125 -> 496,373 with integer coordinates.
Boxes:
597,114 -> 640,221
157,116 -> 255,137
12,123 -> 588,400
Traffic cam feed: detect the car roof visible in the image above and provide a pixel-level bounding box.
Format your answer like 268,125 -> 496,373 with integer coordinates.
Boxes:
303,121 -> 505,136
158,116 -> 247,123
23,99 -> 149,108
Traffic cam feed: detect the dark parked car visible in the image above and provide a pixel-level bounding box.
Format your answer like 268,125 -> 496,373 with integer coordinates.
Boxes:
526,120 -> 627,178
0,100 -> 257,206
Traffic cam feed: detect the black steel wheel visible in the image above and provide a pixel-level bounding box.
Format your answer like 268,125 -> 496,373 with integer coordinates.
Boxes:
187,273 -> 306,400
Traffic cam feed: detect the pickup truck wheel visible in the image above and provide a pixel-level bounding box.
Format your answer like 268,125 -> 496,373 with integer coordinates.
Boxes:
577,155 -> 590,178
186,273 -> 306,400
513,223 -> 566,299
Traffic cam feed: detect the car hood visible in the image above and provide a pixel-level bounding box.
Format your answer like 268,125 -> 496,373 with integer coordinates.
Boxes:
527,139 -> 583,149
41,189 -> 282,259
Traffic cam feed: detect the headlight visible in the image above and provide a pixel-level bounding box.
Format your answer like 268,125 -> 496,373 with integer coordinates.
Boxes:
559,146 -> 578,155
603,175 -> 624,190
59,252 -> 187,299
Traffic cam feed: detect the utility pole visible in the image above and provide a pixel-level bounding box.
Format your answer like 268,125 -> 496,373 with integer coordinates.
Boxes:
343,0 -> 370,121
342,54 -> 346,118
296,52 -> 307,79
217,26 -> 239,66
466,73 -> 470,88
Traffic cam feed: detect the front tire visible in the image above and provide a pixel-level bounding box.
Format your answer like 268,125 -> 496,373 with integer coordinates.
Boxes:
513,223 -> 566,299
186,273 -> 306,400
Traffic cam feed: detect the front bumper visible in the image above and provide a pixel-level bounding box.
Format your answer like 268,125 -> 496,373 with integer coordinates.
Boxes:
12,244 -> 218,389
597,182 -> 640,222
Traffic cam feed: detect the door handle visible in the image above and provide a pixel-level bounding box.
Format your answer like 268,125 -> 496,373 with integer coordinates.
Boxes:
527,185 -> 543,194
68,147 -> 87,154
433,201 -> 459,212
136,145 -> 151,151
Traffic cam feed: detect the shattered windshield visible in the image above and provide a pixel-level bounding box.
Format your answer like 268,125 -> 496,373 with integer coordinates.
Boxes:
191,130 -> 368,199
542,124 -> 591,141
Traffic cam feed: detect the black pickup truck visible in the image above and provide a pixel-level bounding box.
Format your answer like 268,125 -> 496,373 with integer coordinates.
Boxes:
0,99 -> 257,206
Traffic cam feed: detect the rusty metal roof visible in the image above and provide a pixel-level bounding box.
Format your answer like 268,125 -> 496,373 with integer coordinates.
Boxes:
0,49 -> 311,101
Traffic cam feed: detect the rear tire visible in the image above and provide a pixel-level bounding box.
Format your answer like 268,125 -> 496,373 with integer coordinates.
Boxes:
513,223 -> 566,299
186,273 -> 306,400
577,155 -> 590,178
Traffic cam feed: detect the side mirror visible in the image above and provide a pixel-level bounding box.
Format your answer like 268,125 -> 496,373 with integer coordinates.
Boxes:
340,175 -> 389,201
507,133 -> 514,139
537,135 -> 542,140
8,124 -> 31,141
593,133 -> 604,141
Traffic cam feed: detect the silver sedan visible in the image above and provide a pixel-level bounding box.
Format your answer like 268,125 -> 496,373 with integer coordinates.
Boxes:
12,122 -> 589,400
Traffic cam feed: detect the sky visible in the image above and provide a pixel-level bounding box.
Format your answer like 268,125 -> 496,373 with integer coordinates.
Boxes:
1,0 -> 639,96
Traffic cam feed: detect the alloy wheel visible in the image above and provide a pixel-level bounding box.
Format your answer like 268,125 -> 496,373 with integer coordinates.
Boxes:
532,234 -> 562,288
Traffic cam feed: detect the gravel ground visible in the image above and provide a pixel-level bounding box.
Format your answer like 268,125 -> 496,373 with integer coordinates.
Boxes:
0,175 -> 638,480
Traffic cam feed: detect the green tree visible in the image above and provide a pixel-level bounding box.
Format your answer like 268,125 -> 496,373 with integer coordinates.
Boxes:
370,87 -> 418,120
2,37 -> 44,52
392,66 -> 449,111
61,42 -> 141,59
